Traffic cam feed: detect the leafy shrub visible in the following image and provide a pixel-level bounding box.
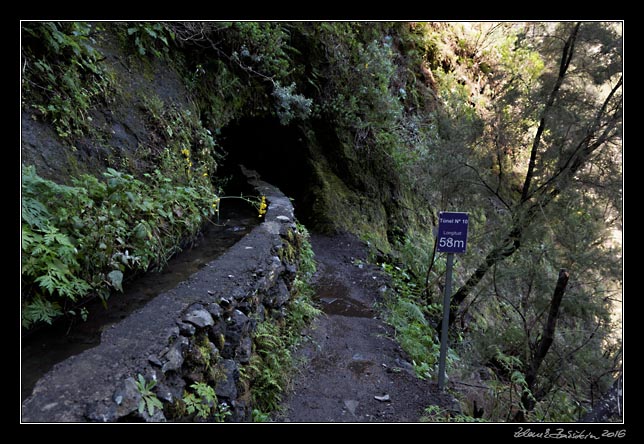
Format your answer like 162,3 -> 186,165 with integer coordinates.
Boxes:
272,81 -> 312,125
140,97 -> 221,184
125,22 -> 175,58
21,165 -> 218,328
314,25 -> 402,140
227,22 -> 294,80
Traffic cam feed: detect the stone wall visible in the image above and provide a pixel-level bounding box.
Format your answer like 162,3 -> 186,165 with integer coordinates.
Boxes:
22,170 -> 301,422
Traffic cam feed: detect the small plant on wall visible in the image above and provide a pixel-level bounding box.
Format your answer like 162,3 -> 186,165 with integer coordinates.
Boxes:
135,374 -> 164,417
182,382 -> 231,422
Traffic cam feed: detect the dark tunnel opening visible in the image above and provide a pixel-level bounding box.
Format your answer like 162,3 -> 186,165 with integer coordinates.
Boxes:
218,117 -> 317,225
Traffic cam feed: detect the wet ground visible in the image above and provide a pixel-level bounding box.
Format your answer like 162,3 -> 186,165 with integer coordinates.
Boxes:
277,233 -> 449,423
21,199 -> 259,401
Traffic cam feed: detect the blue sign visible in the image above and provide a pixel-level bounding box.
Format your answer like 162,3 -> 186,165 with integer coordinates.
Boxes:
437,212 -> 469,253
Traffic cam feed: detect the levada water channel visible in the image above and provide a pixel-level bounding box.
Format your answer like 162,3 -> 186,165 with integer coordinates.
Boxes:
21,197 -> 260,401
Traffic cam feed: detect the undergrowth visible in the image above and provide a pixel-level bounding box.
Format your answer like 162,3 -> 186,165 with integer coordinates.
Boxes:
420,404 -> 487,422
21,22 -> 112,143
21,165 -> 219,328
124,22 -> 175,58
244,222 -> 321,421
377,261 -> 449,380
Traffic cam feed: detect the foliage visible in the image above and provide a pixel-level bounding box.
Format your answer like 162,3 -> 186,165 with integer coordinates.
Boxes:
394,22 -> 622,422
140,94 -> 221,185
226,22 -> 295,80
420,404 -> 487,422
20,21 -> 621,423
135,374 -> 164,417
124,22 -> 175,58
272,81 -> 312,125
247,320 -> 291,413
182,382 -> 231,422
170,21 -> 309,130
251,409 -> 271,422
378,261 -> 447,380
305,24 -> 404,152
21,165 -> 218,327
187,58 -> 249,130
21,224 -> 92,306
21,21 -> 111,142
245,223 -> 321,418
296,222 -> 316,278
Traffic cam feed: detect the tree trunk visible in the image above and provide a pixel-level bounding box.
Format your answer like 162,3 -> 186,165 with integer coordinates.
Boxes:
580,374 -> 623,422
449,225 -> 521,325
521,23 -> 580,203
514,269 -> 569,421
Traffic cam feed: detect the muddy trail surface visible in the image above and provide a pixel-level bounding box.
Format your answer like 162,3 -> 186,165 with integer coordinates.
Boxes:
277,233 -> 450,423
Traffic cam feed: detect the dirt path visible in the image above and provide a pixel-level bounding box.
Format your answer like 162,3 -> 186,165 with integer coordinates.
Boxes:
277,233 -> 452,423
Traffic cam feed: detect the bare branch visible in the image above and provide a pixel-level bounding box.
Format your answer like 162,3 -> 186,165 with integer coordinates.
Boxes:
531,75 -> 623,199
493,264 -> 529,337
462,162 -> 512,210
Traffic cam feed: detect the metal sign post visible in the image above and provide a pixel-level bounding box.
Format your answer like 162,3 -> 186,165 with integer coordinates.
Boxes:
436,212 -> 469,391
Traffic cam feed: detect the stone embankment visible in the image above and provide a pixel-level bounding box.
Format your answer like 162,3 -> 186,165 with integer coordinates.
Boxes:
22,168 -> 301,422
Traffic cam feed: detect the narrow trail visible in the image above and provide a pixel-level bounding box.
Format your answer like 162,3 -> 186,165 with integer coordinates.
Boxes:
277,233 -> 452,423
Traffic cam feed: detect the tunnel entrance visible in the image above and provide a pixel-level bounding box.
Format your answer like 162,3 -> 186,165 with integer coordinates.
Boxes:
218,117 -> 316,224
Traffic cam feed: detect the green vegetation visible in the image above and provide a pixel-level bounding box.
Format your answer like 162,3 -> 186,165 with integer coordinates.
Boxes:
182,382 -> 231,422
125,22 -> 175,58
21,22 -> 112,142
378,261 -> 443,380
135,374 -> 164,417
245,320 -> 292,414
140,94 -> 221,184
421,405 -> 487,423
244,223 -> 321,419
170,22 -> 309,131
388,23 -> 620,422
21,165 -> 218,327
21,21 -> 621,422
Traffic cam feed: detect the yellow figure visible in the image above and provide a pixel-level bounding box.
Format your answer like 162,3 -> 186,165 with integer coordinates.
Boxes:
258,196 -> 267,217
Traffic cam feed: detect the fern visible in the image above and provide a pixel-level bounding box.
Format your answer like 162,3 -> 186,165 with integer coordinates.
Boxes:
398,299 -> 429,326
22,296 -> 62,328
242,225 -> 321,417
21,196 -> 51,230
21,164 -> 219,327
183,382 -> 216,419
182,382 -> 231,421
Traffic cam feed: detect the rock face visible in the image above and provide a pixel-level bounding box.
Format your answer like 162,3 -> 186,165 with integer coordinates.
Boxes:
21,171 -> 302,422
